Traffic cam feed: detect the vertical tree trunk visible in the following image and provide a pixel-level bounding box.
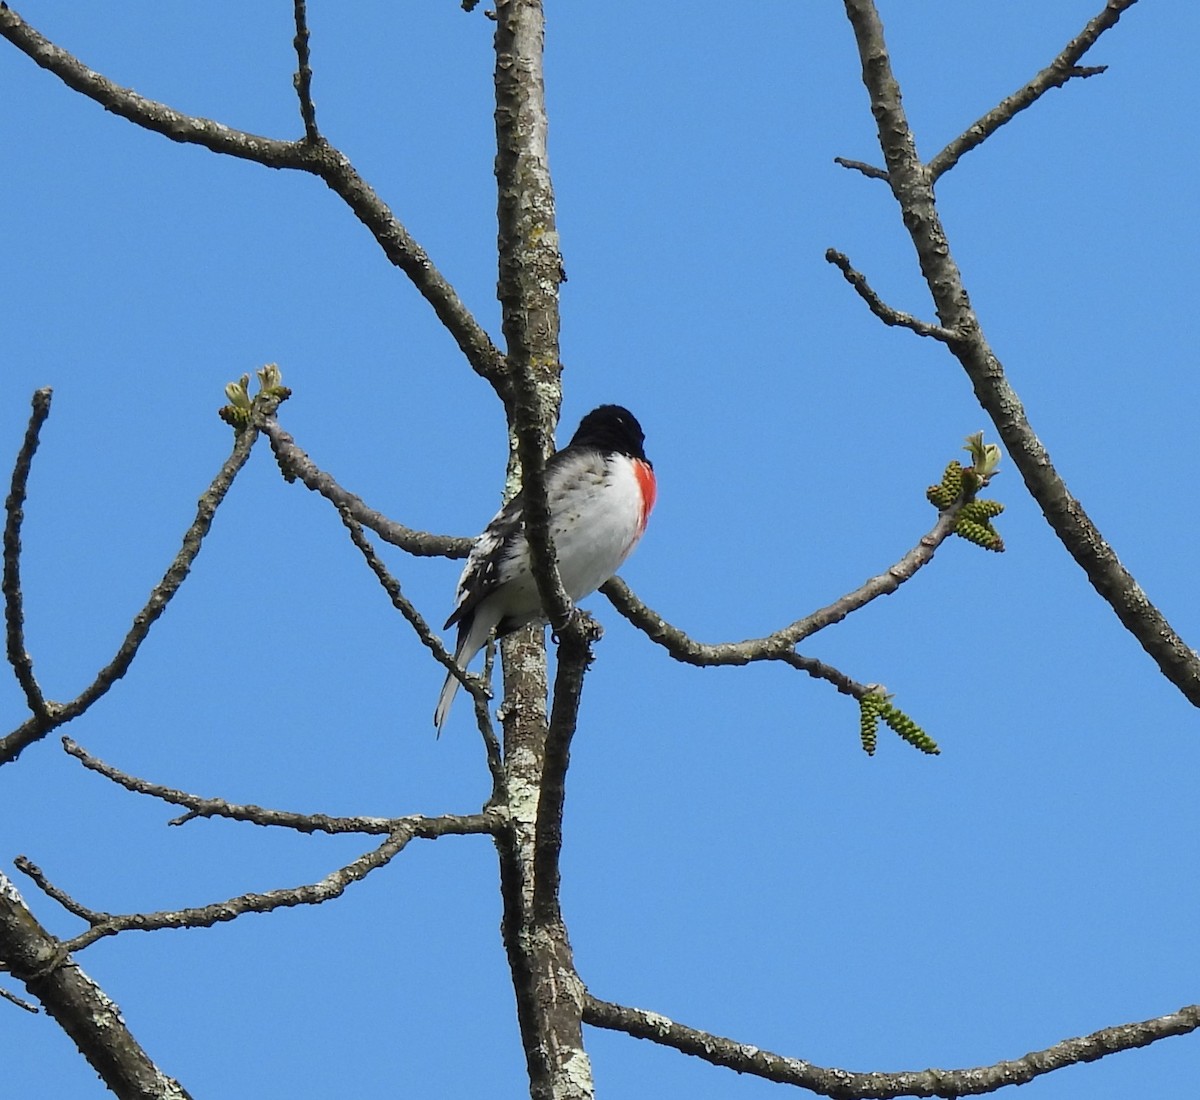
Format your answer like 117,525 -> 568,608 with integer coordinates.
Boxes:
492,2 -> 593,1099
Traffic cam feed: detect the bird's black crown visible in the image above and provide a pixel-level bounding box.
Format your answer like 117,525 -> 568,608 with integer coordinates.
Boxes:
567,404 -> 649,462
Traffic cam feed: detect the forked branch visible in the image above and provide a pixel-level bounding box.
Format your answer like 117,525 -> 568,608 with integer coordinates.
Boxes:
16,805 -> 494,955
0,403 -> 264,765
838,0 -> 1200,706
927,0 -> 1139,182
0,5 -> 504,386
0,870 -> 194,1099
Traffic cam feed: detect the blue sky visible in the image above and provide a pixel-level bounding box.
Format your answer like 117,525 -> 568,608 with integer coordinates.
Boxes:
3,2 -> 1199,1096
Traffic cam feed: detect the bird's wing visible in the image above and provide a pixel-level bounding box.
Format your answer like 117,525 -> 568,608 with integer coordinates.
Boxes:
443,489 -> 526,631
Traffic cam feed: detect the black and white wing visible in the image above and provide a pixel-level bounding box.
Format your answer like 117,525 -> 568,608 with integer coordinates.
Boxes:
443,490 -> 526,632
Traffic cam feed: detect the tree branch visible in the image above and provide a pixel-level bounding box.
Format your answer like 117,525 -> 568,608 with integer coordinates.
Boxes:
335,508 -> 504,788
927,0 -> 1138,182
4,388 -> 53,722
0,983 -> 39,1013
825,250 -> 958,342
533,612 -> 601,920
62,737 -> 501,837
833,155 -> 888,182
0,5 -> 505,386
0,409 -> 262,765
0,870 -> 194,1099
291,0 -> 319,141
771,649 -> 878,698
603,503 -> 963,674
840,0 -> 1200,707
260,415 -> 470,558
17,810 -> 493,954
583,992 -> 1200,1099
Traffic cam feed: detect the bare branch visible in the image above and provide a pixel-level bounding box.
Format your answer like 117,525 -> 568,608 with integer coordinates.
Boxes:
292,0 -> 319,141
834,155 -> 888,181
603,503 -> 963,673
17,810 -> 494,955
0,983 -> 39,1013
336,509 -> 463,673
4,388 -> 53,721
15,857 -> 107,924
825,249 -> 959,342
260,415 -> 469,558
335,509 -> 504,786
62,737 -> 458,836
315,154 -> 507,384
0,870 -> 194,1098
928,0 -> 1139,182
583,992 -> 1200,1098
55,832 -> 412,951
0,7 -> 301,163
533,612 -> 601,920
0,411 -> 261,765
771,649 -> 876,698
0,6 -> 505,385
841,0 -> 1200,707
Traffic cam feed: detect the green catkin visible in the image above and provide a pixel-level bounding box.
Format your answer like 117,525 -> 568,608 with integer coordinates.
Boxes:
959,499 -> 1004,522
859,694 -> 881,756
878,702 -> 940,755
926,460 -> 964,509
954,517 -> 1005,552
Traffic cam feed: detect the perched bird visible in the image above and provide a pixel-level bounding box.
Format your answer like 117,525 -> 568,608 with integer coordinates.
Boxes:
434,404 -> 656,732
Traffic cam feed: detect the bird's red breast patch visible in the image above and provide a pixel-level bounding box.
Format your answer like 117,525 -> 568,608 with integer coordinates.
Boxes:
633,459 -> 657,534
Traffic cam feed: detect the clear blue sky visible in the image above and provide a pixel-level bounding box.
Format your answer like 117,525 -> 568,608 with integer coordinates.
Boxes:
3,2 -> 1199,1096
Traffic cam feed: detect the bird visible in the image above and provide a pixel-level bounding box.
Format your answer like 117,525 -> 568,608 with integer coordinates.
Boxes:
434,404 -> 656,732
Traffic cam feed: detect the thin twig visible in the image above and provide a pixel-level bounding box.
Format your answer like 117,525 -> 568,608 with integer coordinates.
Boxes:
0,984 -> 39,1013
62,737 -> 420,835
771,649 -> 874,698
260,416 -> 469,558
0,6 -> 505,386
0,414 -> 262,765
58,830 -> 417,952
825,249 -> 959,343
834,155 -> 889,181
583,992 -> 1200,1098
14,858 -> 108,923
335,509 -> 504,786
4,388 -> 53,721
927,0 -> 1138,182
292,0 -> 319,141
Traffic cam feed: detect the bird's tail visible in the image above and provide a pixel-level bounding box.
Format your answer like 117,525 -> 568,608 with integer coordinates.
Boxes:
433,614 -> 492,734
433,668 -> 460,735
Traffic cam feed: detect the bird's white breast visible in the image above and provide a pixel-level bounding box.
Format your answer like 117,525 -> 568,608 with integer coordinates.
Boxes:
548,450 -> 646,598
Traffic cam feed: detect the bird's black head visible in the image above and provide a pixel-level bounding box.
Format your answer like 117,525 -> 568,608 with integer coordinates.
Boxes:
567,404 -> 649,462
